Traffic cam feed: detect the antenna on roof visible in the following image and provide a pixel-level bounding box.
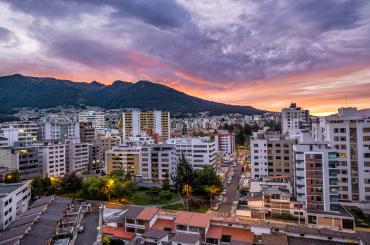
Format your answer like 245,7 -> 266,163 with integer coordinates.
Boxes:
345,96 -> 348,107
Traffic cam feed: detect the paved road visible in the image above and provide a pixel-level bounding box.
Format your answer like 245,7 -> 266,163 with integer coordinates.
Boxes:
75,212 -> 99,245
214,163 -> 242,217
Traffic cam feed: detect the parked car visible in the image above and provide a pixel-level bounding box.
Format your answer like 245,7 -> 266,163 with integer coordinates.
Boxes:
77,224 -> 85,233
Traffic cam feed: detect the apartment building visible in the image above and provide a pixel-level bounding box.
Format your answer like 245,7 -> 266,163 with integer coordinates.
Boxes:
166,137 -> 216,170
250,132 -> 296,184
0,121 -> 39,147
0,181 -> 31,230
105,142 -> 176,184
65,139 -> 90,174
215,130 -> 235,154
293,133 -> 339,212
312,107 -> 370,202
36,141 -> 66,177
79,122 -> 95,143
79,111 -> 106,129
122,110 -> 170,143
140,144 -> 176,184
281,103 -> 310,135
41,116 -> 80,142
105,145 -> 141,176
0,147 -> 42,180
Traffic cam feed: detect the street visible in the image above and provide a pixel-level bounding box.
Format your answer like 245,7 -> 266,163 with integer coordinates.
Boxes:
213,161 -> 243,217
75,212 -> 99,245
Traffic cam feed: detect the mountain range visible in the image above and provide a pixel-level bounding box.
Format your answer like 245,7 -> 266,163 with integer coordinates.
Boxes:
0,74 -> 264,115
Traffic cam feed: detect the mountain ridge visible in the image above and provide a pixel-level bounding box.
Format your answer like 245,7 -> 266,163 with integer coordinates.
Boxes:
0,74 -> 265,115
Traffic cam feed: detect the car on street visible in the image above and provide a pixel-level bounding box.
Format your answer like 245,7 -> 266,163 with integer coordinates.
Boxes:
77,224 -> 85,233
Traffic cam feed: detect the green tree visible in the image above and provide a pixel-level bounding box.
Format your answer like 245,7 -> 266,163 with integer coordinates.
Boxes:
171,153 -> 194,192
61,172 -> 83,196
82,176 -> 107,200
193,166 -> 223,196
110,169 -> 124,178
159,190 -> 172,205
31,176 -> 52,198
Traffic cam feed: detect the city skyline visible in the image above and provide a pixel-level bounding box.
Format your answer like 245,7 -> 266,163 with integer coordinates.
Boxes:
1,0 -> 370,115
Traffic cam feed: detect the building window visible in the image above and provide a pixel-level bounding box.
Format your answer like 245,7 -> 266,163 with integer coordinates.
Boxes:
176,225 -> 187,231
189,226 -> 199,232
221,235 -> 231,243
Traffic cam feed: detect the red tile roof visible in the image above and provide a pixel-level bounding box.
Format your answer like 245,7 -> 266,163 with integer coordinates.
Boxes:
137,207 -> 159,221
152,219 -> 175,231
206,225 -> 254,243
103,225 -> 135,240
175,211 -> 211,228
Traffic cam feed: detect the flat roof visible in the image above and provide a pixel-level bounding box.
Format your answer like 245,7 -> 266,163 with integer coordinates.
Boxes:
0,183 -> 26,195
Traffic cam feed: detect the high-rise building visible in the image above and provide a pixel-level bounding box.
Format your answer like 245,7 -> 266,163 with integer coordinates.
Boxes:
281,103 -> 310,135
65,139 -> 90,175
293,133 -> 339,212
166,137 -> 216,170
105,145 -> 141,176
312,107 -> 370,202
36,141 -> 66,177
140,144 -> 176,184
122,110 -> 170,143
41,116 -> 80,142
0,121 -> 39,147
215,130 -> 235,154
79,111 -> 106,129
79,122 -> 95,143
250,132 -> 296,183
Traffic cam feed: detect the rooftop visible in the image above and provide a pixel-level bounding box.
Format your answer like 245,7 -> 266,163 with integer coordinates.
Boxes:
137,207 -> 159,221
171,232 -> 200,244
0,182 -> 27,196
142,229 -> 168,239
175,211 -> 211,228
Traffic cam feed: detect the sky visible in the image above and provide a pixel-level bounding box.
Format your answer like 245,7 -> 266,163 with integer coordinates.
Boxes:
0,0 -> 370,115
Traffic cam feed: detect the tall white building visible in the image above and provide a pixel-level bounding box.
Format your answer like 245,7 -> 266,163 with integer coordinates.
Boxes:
36,141 -> 66,177
0,181 -> 31,230
65,139 -> 90,175
0,122 -> 39,147
79,111 -> 106,129
250,134 -> 268,179
312,107 -> 370,202
281,103 -> 310,135
42,116 -> 80,143
166,137 -> 216,170
140,144 -> 177,184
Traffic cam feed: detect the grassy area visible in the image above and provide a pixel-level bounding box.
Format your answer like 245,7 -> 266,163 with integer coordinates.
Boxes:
161,203 -> 209,213
132,190 -> 180,205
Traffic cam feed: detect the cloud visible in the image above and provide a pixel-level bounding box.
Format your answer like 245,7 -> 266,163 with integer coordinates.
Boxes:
0,0 -> 370,114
